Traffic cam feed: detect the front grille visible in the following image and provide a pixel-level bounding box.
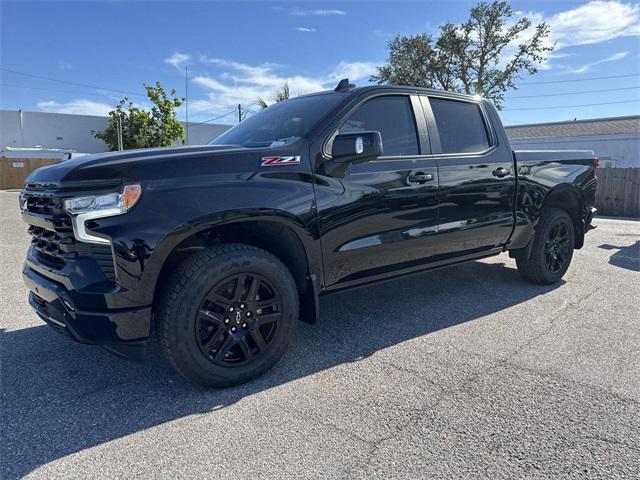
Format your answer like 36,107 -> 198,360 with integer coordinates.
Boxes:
23,192 -> 116,282
26,194 -> 63,215
28,225 -> 75,267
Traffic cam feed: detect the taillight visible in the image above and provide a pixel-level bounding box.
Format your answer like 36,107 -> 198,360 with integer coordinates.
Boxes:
593,157 -> 600,168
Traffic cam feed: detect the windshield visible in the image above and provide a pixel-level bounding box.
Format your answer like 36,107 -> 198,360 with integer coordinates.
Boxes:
210,93 -> 347,148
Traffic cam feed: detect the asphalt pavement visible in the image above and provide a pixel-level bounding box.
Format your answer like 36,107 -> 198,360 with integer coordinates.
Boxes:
1,189 -> 638,479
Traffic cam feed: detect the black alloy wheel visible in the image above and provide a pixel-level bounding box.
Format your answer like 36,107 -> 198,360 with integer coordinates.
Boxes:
196,273 -> 282,367
515,207 -> 575,285
544,223 -> 571,274
157,243 -> 298,387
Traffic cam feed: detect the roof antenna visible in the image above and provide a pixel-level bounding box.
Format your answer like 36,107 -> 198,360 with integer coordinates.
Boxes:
335,78 -> 355,92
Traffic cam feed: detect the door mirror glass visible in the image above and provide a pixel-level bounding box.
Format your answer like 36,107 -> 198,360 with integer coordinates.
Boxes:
331,131 -> 383,164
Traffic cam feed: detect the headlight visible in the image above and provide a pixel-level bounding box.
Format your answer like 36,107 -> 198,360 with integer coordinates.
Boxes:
64,184 -> 142,244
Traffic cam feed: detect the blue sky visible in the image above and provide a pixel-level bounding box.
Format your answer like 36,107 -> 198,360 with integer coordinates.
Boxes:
1,0 -> 639,126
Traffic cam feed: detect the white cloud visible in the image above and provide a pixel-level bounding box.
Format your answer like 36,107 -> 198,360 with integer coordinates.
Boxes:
189,57 -> 378,118
548,1 -> 640,48
292,9 -> 346,17
296,27 -> 317,32
566,51 -> 629,73
503,1 -> 639,72
514,1 -> 640,52
536,52 -> 570,71
192,76 -> 229,92
164,52 -> 190,70
328,61 -> 378,82
199,57 -> 323,92
37,99 -> 112,116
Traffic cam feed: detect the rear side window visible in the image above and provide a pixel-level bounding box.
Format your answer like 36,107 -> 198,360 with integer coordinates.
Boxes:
339,96 -> 419,156
429,98 -> 491,154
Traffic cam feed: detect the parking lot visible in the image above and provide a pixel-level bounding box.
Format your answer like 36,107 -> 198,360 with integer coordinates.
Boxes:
1,189 -> 638,479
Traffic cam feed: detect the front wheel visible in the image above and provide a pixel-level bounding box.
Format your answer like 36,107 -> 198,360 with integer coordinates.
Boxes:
157,244 -> 298,387
515,208 -> 575,285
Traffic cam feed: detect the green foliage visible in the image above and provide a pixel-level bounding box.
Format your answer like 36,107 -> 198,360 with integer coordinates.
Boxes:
256,97 -> 269,110
256,82 -> 291,110
93,82 -> 185,150
371,1 -> 554,108
372,34 -> 439,89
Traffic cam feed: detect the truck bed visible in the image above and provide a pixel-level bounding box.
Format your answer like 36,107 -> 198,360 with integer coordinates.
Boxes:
513,149 -> 595,163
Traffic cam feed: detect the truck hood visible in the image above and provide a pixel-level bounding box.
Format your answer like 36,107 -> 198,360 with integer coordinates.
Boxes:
25,145 -> 248,189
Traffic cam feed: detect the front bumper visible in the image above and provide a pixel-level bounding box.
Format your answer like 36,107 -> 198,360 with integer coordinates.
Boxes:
23,262 -> 151,359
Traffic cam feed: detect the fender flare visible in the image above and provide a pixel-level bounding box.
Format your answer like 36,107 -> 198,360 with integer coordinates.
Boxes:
146,209 -> 323,322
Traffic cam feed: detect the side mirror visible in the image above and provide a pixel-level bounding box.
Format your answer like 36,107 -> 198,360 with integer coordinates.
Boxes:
331,131 -> 383,164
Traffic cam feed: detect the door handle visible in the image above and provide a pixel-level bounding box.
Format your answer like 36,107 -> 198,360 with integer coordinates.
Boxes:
492,167 -> 510,178
408,172 -> 434,184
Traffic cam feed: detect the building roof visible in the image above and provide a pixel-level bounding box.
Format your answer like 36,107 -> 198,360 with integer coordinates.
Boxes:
505,115 -> 640,139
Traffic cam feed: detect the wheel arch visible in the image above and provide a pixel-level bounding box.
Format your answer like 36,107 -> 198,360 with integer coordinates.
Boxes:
151,213 -> 320,325
540,184 -> 585,249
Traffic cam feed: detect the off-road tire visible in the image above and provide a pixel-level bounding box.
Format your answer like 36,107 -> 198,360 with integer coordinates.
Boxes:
516,208 -> 575,285
157,243 -> 298,387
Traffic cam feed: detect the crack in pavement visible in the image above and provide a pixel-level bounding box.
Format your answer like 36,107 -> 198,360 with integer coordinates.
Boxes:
338,285 -> 637,476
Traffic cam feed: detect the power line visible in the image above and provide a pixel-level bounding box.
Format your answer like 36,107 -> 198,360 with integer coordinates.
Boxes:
507,86 -> 639,99
0,67 -> 147,98
188,109 -> 237,126
518,73 -> 639,85
503,99 -> 639,111
190,101 -> 264,126
2,68 -> 254,125
501,118 -> 528,125
0,83 -> 132,100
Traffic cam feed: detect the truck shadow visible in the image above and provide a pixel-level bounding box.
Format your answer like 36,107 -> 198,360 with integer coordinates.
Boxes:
2,259 -> 562,478
598,241 -> 640,272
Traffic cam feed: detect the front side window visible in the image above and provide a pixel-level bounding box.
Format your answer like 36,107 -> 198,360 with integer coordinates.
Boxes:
210,93 -> 347,148
429,98 -> 491,154
339,95 -> 420,157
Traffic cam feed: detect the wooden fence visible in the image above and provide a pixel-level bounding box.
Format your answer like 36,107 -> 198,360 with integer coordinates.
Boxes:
0,157 -> 65,190
596,168 -> 640,218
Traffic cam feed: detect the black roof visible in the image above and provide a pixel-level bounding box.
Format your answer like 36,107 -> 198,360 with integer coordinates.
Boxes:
298,84 -> 484,103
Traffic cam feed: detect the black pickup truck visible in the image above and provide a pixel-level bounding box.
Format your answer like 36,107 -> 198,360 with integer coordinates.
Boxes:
20,80 -> 597,386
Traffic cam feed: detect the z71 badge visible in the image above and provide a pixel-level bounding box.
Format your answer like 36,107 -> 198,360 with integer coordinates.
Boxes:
261,156 -> 301,167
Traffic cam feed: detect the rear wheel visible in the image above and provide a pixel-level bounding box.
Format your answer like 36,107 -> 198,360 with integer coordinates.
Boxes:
158,244 -> 298,387
515,208 -> 575,285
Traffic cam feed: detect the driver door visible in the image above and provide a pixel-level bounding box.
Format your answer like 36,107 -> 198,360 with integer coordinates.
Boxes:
313,94 -> 440,290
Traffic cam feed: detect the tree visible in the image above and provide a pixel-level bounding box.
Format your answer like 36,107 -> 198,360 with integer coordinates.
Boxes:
371,1 -> 553,108
93,82 -> 185,150
256,82 -> 291,109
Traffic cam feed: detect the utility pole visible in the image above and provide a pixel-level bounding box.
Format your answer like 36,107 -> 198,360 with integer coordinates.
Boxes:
116,115 -> 123,151
185,66 -> 189,145
238,104 -> 242,123
19,109 -> 24,147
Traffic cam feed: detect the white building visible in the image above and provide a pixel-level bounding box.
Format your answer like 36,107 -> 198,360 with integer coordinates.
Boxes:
505,115 -> 639,168
0,110 -> 232,154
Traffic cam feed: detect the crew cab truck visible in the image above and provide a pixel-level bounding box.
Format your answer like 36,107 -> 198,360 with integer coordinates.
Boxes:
20,80 -> 597,387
